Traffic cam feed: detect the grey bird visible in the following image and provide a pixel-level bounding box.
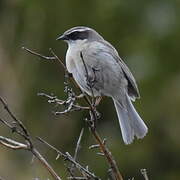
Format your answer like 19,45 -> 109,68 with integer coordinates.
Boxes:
57,26 -> 148,144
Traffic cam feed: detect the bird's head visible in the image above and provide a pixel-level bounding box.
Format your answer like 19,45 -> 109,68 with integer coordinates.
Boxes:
56,26 -> 103,45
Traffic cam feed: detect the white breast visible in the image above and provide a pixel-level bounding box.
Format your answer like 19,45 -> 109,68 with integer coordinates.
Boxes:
66,48 -> 76,73
66,40 -> 87,73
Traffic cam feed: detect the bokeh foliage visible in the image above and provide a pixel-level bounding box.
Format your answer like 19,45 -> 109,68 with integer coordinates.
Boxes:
0,0 -> 180,179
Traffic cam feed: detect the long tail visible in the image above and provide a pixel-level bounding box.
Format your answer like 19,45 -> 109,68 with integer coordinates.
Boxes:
113,95 -> 148,144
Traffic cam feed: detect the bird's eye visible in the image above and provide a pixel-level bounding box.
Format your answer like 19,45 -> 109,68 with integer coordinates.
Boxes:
67,31 -> 88,40
68,31 -> 79,40
72,31 -> 79,36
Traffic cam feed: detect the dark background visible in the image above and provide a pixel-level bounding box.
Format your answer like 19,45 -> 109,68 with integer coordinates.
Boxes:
0,0 -> 180,179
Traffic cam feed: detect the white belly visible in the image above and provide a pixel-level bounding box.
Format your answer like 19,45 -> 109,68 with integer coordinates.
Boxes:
65,43 -> 101,97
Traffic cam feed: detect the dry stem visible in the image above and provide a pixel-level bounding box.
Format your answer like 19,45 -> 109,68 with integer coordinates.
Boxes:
0,97 -> 62,180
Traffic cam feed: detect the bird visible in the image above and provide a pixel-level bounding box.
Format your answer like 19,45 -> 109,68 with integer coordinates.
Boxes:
57,26 -> 148,144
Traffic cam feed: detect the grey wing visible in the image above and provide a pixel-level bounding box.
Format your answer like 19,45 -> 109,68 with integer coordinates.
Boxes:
75,50 -> 105,97
119,58 -> 140,100
102,40 -> 140,100
81,43 -> 125,97
80,41 -> 140,99
79,50 -> 105,96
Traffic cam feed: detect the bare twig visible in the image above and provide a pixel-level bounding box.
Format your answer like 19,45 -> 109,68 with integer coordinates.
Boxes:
0,136 -> 28,150
107,168 -> 116,180
49,48 -> 67,71
141,169 -> 149,180
68,177 -> 87,180
89,119 -> 123,180
69,128 -> 85,178
74,128 -> 84,161
38,92 -> 90,115
89,139 -> 106,150
31,148 -> 62,180
0,97 -> 31,141
0,97 -> 62,180
22,47 -> 56,61
37,137 -> 100,180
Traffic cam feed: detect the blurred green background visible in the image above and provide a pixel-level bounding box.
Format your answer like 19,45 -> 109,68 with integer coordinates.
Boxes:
0,0 -> 180,179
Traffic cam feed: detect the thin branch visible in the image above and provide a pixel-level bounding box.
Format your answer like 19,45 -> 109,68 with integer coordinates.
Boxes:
49,48 -> 67,72
0,97 -> 30,139
89,144 -> 100,149
66,152 -> 98,179
38,92 -> 90,115
37,137 -> 100,180
88,108 -> 123,180
0,136 -> 59,179
68,177 -> 87,180
31,148 -> 62,180
74,128 -> 84,161
0,97 -> 62,180
0,117 -> 27,138
141,169 -> 149,180
69,128 -> 85,178
90,129 -> 123,180
0,136 -> 28,150
89,139 -> 106,150
22,47 -> 56,61
107,168 -> 116,180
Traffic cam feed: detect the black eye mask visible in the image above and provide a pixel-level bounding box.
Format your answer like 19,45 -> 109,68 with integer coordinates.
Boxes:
67,31 -> 89,40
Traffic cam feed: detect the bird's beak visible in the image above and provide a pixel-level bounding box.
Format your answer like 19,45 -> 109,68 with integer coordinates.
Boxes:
56,34 -> 68,41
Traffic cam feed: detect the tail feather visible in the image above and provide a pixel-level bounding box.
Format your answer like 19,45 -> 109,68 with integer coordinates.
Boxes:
113,95 -> 148,144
